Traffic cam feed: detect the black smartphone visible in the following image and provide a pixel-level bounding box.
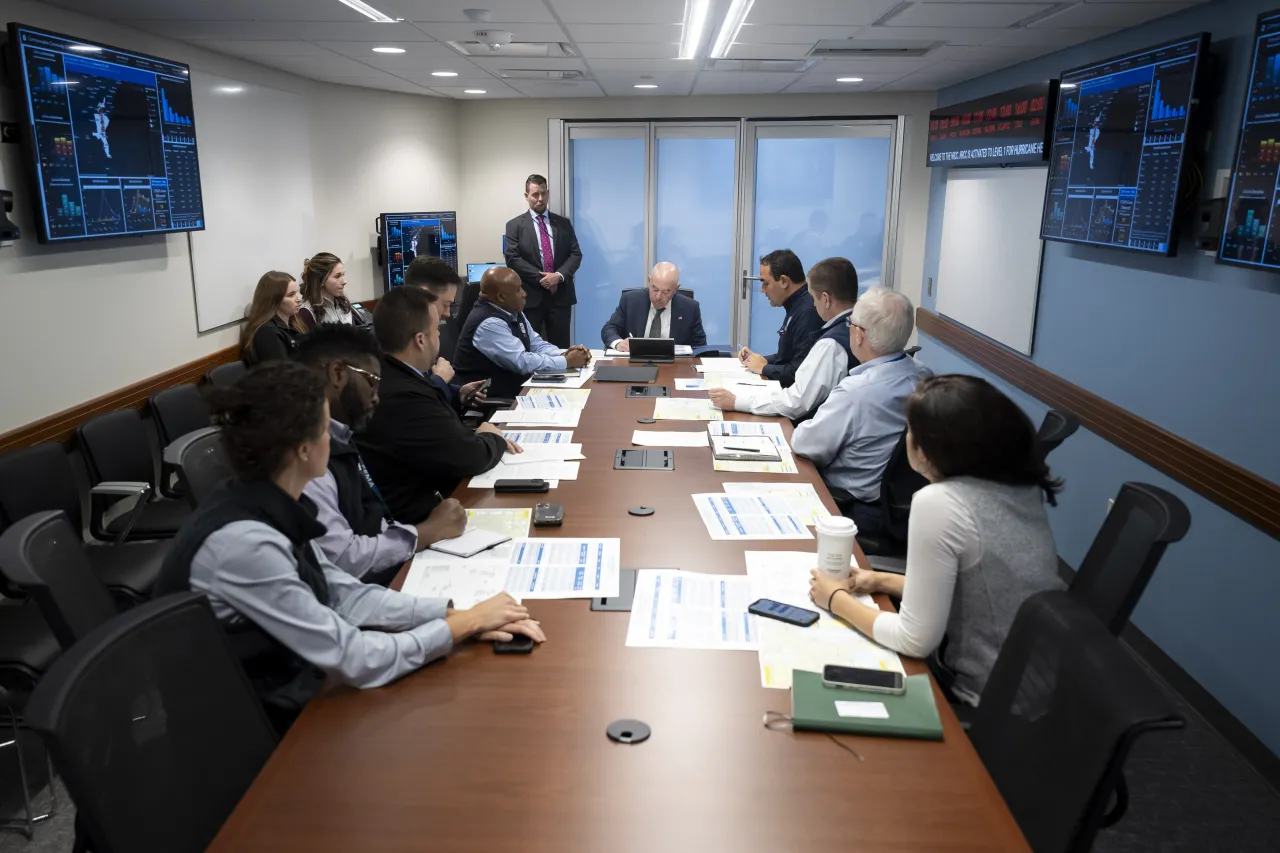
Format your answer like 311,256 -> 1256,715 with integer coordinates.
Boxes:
822,665 -> 906,695
493,634 -> 535,655
493,479 -> 550,493
533,374 -> 567,383
748,598 -> 819,627
533,502 -> 564,527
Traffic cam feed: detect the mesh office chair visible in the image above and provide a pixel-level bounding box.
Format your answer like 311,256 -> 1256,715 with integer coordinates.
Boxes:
1036,408 -> 1080,463
205,361 -> 247,388
0,602 -> 62,839
171,428 -> 233,506
149,385 -> 211,500
76,409 -> 192,541
0,443 -> 166,603
25,592 -> 278,853
828,429 -> 928,562
1069,483 -> 1191,636
969,590 -> 1183,853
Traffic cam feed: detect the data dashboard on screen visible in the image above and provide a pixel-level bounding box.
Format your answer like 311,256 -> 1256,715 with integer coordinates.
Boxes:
380,211 -> 458,290
1219,10 -> 1280,271
6,23 -> 206,243
1040,34 -> 1207,255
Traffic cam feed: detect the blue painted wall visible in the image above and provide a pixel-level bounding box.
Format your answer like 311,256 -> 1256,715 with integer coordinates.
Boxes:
918,0 -> 1280,756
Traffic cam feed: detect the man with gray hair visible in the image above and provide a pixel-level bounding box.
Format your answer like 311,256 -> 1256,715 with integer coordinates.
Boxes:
792,287 -> 933,535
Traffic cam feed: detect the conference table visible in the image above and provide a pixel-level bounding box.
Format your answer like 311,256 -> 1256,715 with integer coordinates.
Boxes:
209,359 -> 1029,852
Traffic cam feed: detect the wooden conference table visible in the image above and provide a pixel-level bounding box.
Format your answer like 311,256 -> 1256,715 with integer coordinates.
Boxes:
209,360 -> 1029,853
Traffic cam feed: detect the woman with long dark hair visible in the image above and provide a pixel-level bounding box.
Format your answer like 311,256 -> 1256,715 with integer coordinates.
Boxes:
241,270 -> 305,366
810,374 -> 1063,705
154,361 -> 543,730
299,252 -> 369,329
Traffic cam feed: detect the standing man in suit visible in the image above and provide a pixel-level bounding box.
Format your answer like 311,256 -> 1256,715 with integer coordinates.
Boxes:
601,262 -> 706,351
504,174 -> 582,348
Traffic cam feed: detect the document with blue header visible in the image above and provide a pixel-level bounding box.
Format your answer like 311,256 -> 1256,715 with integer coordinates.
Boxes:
504,538 -> 620,599
692,493 -> 813,541
626,569 -> 759,650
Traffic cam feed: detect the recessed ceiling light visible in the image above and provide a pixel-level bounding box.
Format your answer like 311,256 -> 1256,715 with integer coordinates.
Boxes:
679,0 -> 712,60
372,46 -> 405,54
464,89 -> 487,94
634,83 -> 658,89
69,45 -> 101,52
216,86 -> 244,93
837,77 -> 863,83
710,0 -> 755,59
431,70 -> 459,77
337,0 -> 399,23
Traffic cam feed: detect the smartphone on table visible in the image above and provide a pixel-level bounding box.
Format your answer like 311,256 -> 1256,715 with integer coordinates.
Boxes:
821,665 -> 906,695
748,598 -> 819,627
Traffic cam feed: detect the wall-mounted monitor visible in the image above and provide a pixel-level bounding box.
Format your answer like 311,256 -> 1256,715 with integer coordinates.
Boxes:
1040,33 -> 1209,256
1219,9 -> 1280,271
5,22 -> 206,243
379,211 -> 457,291
927,81 -> 1058,168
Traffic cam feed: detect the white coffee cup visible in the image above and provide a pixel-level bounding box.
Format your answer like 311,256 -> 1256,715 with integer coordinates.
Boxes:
816,516 -> 858,579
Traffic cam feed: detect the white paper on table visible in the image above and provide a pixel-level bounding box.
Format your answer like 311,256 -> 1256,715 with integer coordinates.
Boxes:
626,570 -> 760,650
744,551 -> 904,690
468,460 -> 579,489
488,409 -> 581,428
835,701 -> 890,719
401,551 -> 515,609
707,420 -> 790,450
504,538 -> 620,599
502,444 -> 584,465
713,453 -> 800,475
722,482 -> 832,526
501,430 -> 574,445
674,345 -> 693,356
711,375 -> 782,393
698,357 -> 749,372
631,430 -> 709,447
515,394 -> 568,410
692,494 -> 813,541
675,378 -> 708,391
604,347 -> 628,357
590,349 -> 616,361
465,508 -> 532,540
652,398 -> 724,421
526,388 -> 591,409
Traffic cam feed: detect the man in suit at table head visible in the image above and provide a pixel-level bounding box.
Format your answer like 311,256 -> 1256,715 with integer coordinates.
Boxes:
736,248 -> 823,388
503,173 -> 582,349
601,262 -> 707,352
453,267 -> 592,398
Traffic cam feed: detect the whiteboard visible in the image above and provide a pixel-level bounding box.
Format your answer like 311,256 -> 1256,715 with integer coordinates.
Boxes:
189,72 -> 315,331
936,167 -> 1047,355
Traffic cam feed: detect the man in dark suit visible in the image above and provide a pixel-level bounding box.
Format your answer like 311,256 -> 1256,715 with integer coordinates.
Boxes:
356,286 -> 520,525
601,262 -> 706,351
503,174 -> 582,348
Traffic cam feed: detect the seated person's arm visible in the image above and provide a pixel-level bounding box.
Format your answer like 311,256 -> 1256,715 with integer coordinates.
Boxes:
474,317 -> 567,372
690,303 -> 707,347
304,473 -> 418,580
791,382 -> 853,466
735,340 -> 842,419
601,300 -> 629,349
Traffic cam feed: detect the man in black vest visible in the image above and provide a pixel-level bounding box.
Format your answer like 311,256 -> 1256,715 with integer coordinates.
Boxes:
358,286 -> 519,525
454,266 -> 591,397
503,174 -> 582,347
296,324 -> 466,585
736,248 -> 823,388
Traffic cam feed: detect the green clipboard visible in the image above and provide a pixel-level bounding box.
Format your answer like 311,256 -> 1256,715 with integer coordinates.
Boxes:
790,670 -> 945,741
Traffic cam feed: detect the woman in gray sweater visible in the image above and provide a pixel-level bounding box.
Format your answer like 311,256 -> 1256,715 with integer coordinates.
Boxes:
810,375 -> 1063,704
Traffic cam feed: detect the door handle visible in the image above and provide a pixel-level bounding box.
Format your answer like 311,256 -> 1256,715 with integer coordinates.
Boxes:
741,272 -> 762,300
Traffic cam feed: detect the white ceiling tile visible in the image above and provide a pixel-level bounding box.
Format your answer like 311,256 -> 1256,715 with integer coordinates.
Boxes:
594,71 -> 699,96
52,0 -> 366,21
734,24 -> 863,44
1030,2 -> 1196,29
200,40 -> 329,58
746,0 -> 905,26
886,3 -> 1057,28
546,0 -> 687,25
812,57 -> 940,74
246,53 -> 382,77
587,58 -> 705,72
390,67 -> 499,84
924,44 -> 1051,62
565,23 -> 682,42
506,80 -> 607,97
847,26 -> 1013,44
726,42 -> 815,60
575,43 -> 683,60
384,0 -> 557,23
312,41 -> 461,63
985,26 -> 1112,47
411,22 -> 571,42
428,81 -> 524,97
127,20 -> 435,41
692,71 -> 801,95
466,56 -> 590,72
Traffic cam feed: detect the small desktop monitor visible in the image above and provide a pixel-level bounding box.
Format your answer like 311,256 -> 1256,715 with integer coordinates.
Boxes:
467,262 -> 500,282
380,211 -> 457,290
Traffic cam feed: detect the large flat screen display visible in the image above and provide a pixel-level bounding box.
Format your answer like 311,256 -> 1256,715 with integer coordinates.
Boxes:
1219,9 -> 1280,271
6,23 -> 206,242
1040,34 -> 1208,255
927,81 -> 1057,167
380,211 -> 458,290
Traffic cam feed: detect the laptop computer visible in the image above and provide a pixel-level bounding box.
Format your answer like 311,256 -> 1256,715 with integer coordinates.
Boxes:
628,338 -> 675,364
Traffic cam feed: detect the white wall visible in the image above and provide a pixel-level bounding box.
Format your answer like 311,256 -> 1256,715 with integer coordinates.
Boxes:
0,0 -> 459,433
455,92 -> 937,306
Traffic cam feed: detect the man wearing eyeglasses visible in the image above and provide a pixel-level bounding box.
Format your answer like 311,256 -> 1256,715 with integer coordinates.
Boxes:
295,322 -> 470,586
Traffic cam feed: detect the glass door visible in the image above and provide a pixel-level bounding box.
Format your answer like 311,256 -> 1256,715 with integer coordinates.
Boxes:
737,121 -> 900,351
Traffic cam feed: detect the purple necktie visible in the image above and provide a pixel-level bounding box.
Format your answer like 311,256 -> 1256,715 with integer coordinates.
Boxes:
535,214 -> 555,274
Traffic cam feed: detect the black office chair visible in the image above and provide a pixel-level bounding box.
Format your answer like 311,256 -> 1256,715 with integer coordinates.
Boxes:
0,443 -> 167,603
170,427 -> 233,506
621,286 -> 696,300
454,281 -> 484,344
969,590 -> 1183,853
149,384 -> 211,499
1036,408 -> 1080,463
830,429 -> 928,559
1069,483 -> 1191,636
0,602 -> 62,839
25,592 -> 278,853
205,361 -> 247,389
76,409 -> 192,541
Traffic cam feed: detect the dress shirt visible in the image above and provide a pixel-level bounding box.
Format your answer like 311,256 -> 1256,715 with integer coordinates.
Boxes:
792,352 -> 934,501
529,209 -> 556,270
189,519 -> 453,689
734,309 -> 852,419
473,304 -> 567,373
303,420 -> 418,580
609,301 -> 672,348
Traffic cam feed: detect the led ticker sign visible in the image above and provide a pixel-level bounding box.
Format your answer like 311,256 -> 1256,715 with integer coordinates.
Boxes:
927,81 -> 1058,167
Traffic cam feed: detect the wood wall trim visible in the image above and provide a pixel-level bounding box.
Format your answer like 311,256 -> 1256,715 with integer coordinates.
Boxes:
917,308 -> 1280,541
0,344 -> 241,455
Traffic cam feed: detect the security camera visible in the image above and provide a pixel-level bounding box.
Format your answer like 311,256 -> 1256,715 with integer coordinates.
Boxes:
474,30 -> 513,51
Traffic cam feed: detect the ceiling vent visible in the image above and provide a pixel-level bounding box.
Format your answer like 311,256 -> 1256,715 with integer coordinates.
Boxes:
496,69 -> 587,81
704,58 -> 817,73
808,39 -> 941,58
447,38 -> 578,58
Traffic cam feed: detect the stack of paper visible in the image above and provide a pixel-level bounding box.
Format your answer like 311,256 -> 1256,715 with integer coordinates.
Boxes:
467,459 -> 580,489
708,421 -> 790,449
708,375 -> 782,393
626,570 -> 759,650
692,493 -> 813,541
706,421 -> 797,472
745,551 -> 904,690
503,444 -> 584,465
652,398 -> 724,421
466,508 -> 533,539
723,483 -> 831,526
501,430 -> 574,445
526,387 -> 591,409
524,368 -> 594,389
631,430 -> 709,447
489,408 -> 581,428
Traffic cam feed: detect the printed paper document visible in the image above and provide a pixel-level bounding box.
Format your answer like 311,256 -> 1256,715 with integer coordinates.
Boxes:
465,508 -> 532,540
489,408 -> 581,428
708,421 -> 789,450
505,538 -> 620,599
502,444 -> 584,465
501,430 -> 574,445
675,378 -> 708,391
468,460 -> 579,489
526,388 -> 591,409
723,482 -> 831,526
626,570 -> 759,650
652,398 -> 724,421
692,494 -> 813,541
631,430 -> 709,447
698,357 -> 750,372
